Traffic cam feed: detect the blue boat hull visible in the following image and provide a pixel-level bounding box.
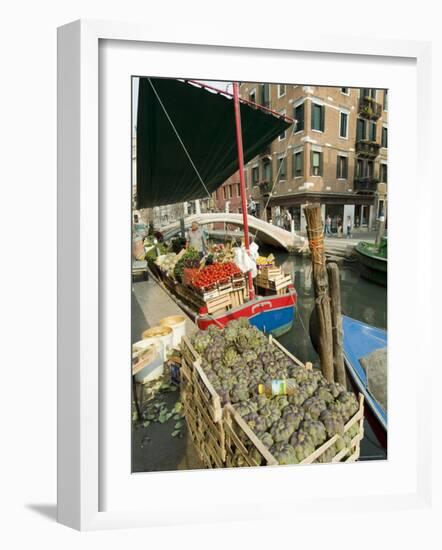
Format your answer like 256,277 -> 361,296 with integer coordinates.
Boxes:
342,315 -> 388,448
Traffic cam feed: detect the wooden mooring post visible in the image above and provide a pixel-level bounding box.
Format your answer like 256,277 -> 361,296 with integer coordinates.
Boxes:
304,204 -> 334,382
327,262 -> 346,388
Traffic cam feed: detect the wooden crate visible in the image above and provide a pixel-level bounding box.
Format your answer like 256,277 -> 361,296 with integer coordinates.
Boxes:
230,288 -> 246,308
181,333 -> 364,468
206,294 -> 232,314
180,358 -> 225,468
223,404 -> 278,467
222,335 -> 364,467
258,266 -> 281,278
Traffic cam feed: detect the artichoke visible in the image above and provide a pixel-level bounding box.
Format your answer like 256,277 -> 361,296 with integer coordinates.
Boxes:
300,419 -> 327,447
257,431 -> 274,448
327,382 -> 346,398
315,386 -> 335,404
270,418 -> 297,443
316,446 -> 335,464
234,400 -> 257,417
320,409 -> 345,437
281,405 -> 304,431
251,394 -> 268,410
337,391 -> 359,421
243,412 -> 267,434
191,331 -> 212,353
269,442 -> 298,465
303,397 -> 327,420
259,402 -> 282,429
231,382 -> 249,403
299,379 -> 318,398
287,387 -> 309,407
289,430 -> 316,462
274,395 -> 289,410
223,346 -> 239,367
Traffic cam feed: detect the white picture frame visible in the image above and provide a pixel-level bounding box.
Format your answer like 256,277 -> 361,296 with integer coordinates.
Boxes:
57,19 -> 434,531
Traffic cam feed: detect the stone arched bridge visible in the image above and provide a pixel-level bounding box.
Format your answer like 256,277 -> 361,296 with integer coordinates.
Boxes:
159,213 -> 305,250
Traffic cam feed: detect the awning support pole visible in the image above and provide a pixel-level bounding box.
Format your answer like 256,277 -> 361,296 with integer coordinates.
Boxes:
233,82 -> 254,300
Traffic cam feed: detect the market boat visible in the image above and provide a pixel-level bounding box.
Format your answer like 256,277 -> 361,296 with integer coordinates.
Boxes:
342,315 -> 387,449
136,78 -> 297,336
354,236 -> 387,287
309,312 -> 387,449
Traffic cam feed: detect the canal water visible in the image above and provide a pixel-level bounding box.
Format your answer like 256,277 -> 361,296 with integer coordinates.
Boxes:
264,250 -> 388,461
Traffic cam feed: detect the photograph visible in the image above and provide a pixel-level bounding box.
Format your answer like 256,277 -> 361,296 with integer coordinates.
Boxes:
130,77 -> 388,472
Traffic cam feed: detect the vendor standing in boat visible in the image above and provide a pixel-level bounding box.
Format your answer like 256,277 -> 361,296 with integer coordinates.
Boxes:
186,221 -> 207,257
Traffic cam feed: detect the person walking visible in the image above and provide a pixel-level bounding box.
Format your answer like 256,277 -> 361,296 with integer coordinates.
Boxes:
248,197 -> 256,217
324,214 -> 332,237
337,216 -> 343,238
346,216 -> 352,239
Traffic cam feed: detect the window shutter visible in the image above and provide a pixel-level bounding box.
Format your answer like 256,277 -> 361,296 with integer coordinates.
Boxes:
320,106 -> 325,131
344,157 -> 348,179
336,156 -> 340,178
319,152 -> 323,176
300,150 -> 304,176
310,150 -> 314,175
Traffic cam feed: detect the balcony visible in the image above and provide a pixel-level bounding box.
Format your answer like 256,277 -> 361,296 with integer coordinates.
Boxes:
358,96 -> 382,120
356,140 -> 381,158
354,176 -> 379,193
258,180 -> 272,195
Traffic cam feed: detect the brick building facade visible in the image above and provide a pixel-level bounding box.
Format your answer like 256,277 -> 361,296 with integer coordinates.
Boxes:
215,83 -> 388,233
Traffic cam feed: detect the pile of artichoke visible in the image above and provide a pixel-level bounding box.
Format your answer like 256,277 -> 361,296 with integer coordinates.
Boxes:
189,319 -> 360,466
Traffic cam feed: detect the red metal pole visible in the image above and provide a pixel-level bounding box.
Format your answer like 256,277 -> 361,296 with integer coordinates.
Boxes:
233,82 -> 255,300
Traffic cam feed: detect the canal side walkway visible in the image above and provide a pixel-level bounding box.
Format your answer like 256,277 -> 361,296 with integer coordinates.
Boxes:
132,277 -> 204,472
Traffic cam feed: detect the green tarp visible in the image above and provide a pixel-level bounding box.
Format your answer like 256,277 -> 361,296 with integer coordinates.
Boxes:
136,78 -> 291,208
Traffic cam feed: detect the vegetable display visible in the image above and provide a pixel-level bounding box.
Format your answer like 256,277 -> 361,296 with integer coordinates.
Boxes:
173,248 -> 201,282
190,318 -> 361,466
190,262 -> 241,289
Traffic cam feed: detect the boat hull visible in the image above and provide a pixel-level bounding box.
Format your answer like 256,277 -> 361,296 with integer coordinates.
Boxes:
196,288 -> 297,337
355,243 -> 387,287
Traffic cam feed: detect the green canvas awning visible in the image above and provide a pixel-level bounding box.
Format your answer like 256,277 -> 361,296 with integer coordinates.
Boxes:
136,78 -> 292,208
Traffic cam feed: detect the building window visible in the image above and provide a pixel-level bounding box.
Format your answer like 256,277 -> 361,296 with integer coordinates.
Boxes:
357,118 -> 366,140
336,155 -> 348,179
382,126 -> 388,148
356,159 -> 364,177
223,187 -> 228,200
311,103 -> 325,132
263,159 -> 272,182
341,87 -> 349,94
279,110 -> 286,140
278,84 -> 286,97
260,83 -> 270,106
249,89 -> 256,104
380,163 -> 388,183
360,88 -> 377,99
367,161 -> 374,178
311,151 -> 323,176
339,112 -> 348,138
294,102 -> 305,132
278,156 -> 287,180
383,90 -> 388,111
292,150 -> 304,178
369,121 -> 377,141
236,183 -> 240,197
252,165 -> 259,184
244,169 -> 248,189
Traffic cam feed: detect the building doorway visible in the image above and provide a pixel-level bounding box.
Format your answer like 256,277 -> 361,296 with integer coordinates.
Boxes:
325,205 -> 344,234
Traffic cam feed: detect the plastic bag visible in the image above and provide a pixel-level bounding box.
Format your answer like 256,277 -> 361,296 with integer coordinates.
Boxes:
233,247 -> 257,278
